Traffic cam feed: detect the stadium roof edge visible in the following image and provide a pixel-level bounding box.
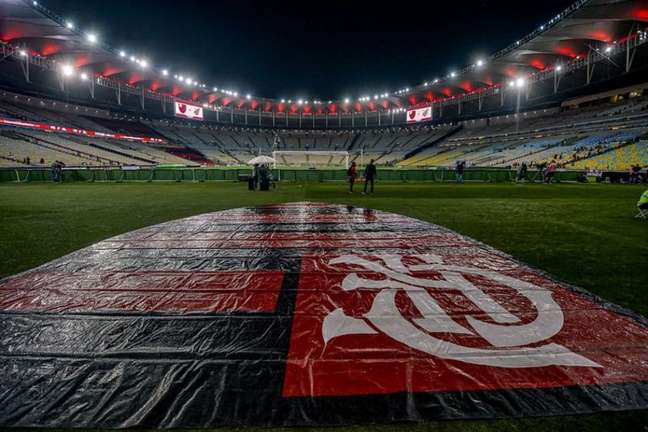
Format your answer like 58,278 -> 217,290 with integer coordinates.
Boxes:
0,0 -> 647,115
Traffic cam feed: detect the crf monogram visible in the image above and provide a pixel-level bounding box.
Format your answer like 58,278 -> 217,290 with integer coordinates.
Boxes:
323,254 -> 601,369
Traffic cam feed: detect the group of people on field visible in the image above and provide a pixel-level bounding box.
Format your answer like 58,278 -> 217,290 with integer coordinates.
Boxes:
249,164 -> 273,191
346,160 -> 377,194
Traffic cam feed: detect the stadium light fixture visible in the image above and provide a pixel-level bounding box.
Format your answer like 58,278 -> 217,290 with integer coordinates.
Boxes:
32,1 -> 37,6
61,64 -> 74,77
80,72 -> 88,80
233,92 -> 238,97
162,69 -> 168,76
344,98 -> 350,104
433,78 -> 439,84
508,81 -> 515,88
140,59 -> 148,68
246,94 -> 251,100
65,21 -> 74,30
119,50 -> 126,57
555,65 -> 563,72
281,99 -> 285,103
476,59 -> 484,67
86,33 -> 98,44
604,46 -> 612,53
213,87 -> 218,92
450,72 -> 456,78
298,99 -> 303,105
18,50 -> 27,57
515,77 -> 526,88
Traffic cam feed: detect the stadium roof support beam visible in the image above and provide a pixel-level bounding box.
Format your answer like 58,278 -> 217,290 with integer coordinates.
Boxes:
19,49 -> 29,83
627,23 -> 637,72
586,47 -> 595,85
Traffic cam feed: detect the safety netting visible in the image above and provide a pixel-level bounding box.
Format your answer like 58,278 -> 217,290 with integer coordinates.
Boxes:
0,203 -> 646,428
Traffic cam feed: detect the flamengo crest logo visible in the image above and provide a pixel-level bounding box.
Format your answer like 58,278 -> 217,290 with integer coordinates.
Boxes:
174,101 -> 204,120
407,106 -> 432,123
322,254 -> 600,368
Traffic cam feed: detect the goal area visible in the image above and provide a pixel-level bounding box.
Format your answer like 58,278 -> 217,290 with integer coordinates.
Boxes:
272,150 -> 349,169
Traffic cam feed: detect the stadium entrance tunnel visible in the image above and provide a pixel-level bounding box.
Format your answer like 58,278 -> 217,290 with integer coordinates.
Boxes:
0,202 -> 647,428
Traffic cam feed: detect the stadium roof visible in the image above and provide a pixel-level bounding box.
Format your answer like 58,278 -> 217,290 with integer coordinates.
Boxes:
0,0 -> 647,114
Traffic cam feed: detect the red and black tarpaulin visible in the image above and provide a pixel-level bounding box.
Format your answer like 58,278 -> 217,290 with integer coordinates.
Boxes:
0,202 -> 647,428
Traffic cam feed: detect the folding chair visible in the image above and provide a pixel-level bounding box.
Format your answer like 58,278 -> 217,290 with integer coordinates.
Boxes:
636,207 -> 648,220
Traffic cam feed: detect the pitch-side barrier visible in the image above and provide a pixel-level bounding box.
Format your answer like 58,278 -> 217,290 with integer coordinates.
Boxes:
0,166 -> 586,183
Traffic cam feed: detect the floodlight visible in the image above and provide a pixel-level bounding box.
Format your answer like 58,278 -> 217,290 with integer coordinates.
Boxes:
61,64 -> 74,77
86,33 -> 97,44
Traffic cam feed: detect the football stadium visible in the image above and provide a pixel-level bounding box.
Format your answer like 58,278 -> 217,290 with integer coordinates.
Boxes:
0,0 -> 647,430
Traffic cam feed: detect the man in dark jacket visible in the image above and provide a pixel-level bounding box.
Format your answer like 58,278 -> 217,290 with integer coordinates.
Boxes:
363,160 -> 377,194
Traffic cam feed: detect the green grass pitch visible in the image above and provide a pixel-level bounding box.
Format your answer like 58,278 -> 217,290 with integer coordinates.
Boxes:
0,181 -> 647,432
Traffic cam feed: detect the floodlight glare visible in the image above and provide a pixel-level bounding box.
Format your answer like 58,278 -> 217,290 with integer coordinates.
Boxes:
80,72 -> 88,80
162,69 -> 168,76
86,33 -> 97,44
476,59 -> 484,67
65,21 -> 74,29
61,64 -> 74,77
119,51 -> 126,57
515,77 -> 526,88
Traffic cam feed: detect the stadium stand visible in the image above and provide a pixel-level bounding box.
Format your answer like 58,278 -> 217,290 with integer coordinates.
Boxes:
0,82 -> 647,170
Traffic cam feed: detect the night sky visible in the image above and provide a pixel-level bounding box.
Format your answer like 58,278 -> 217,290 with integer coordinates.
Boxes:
42,0 -> 575,100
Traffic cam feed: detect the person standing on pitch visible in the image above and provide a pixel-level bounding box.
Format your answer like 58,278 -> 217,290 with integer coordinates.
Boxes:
363,159 -> 377,194
456,160 -> 466,183
347,161 -> 357,193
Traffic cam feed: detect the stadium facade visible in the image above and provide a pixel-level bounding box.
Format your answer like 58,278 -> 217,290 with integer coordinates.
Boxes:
0,0 -> 647,128
0,0 -> 647,172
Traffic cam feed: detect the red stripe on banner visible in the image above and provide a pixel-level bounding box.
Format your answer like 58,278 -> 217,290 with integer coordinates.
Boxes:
97,235 -> 475,250
0,271 -> 283,313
